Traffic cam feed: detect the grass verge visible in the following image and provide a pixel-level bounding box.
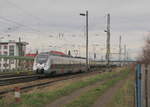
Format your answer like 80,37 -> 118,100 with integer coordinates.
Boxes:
0,68 -> 130,107
64,70 -> 130,107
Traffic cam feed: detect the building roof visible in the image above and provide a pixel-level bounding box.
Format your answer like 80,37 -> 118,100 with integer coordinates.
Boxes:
0,41 -> 28,45
16,42 -> 28,45
25,53 -> 37,57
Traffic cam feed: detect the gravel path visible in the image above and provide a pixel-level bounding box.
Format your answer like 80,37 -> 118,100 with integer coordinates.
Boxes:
46,77 -> 129,107
45,79 -> 109,107
45,73 -> 128,107
92,77 -> 129,107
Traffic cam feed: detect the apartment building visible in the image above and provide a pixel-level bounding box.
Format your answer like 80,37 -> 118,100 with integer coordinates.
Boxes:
0,40 -> 28,71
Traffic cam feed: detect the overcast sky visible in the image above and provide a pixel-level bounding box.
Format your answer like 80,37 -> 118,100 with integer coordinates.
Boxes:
0,0 -> 149,60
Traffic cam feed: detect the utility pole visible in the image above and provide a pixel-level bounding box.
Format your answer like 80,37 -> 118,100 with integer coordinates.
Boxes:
80,10 -> 89,71
86,11 -> 88,70
105,13 -> 110,66
124,45 -> 126,66
119,36 -> 122,66
126,50 -> 129,61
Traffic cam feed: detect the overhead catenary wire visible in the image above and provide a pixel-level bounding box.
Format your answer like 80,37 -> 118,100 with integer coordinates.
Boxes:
0,19 -> 21,32
0,16 -> 40,33
0,0 -> 50,34
4,0 -> 46,25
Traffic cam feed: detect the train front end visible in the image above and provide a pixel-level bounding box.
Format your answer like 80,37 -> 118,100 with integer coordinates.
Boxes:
33,53 -> 50,74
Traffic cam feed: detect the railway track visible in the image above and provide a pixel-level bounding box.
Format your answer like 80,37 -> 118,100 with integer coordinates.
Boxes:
0,72 -> 35,79
0,74 -> 45,86
0,71 -> 101,98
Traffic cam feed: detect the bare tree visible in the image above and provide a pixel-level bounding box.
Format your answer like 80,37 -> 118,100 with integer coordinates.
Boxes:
139,36 -> 150,64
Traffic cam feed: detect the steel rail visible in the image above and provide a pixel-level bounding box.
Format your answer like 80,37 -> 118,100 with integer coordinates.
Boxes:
0,73 -> 35,79
0,74 -> 45,86
0,71 -> 101,98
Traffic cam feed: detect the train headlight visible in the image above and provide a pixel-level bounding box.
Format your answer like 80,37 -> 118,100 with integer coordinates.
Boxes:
44,63 -> 49,69
41,63 -> 45,68
44,64 -> 47,67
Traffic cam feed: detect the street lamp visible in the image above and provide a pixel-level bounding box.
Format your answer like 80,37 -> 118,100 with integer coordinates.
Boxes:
80,10 -> 89,71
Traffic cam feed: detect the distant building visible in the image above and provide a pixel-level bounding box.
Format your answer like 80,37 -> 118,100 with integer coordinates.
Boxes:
25,53 -> 37,57
0,40 -> 28,71
24,53 -> 37,70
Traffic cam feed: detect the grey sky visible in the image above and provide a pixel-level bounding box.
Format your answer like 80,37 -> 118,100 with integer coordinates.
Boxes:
0,0 -> 149,59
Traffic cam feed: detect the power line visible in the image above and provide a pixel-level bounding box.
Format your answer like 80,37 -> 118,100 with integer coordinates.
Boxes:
0,16 -> 40,33
0,19 -> 21,32
0,16 -> 24,27
5,0 -> 45,24
0,0 -> 48,33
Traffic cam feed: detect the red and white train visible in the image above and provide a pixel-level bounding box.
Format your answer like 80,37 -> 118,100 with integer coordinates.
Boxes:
33,52 -> 87,75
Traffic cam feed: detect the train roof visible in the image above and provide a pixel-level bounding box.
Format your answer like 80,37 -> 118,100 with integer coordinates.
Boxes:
50,51 -> 66,56
38,52 -> 85,59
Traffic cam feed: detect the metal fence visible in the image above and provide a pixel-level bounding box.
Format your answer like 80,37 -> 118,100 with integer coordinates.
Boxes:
0,56 -> 34,72
135,64 -> 150,107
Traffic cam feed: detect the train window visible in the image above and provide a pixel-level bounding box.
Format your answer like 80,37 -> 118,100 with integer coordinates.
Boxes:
51,59 -> 53,64
36,54 -> 48,64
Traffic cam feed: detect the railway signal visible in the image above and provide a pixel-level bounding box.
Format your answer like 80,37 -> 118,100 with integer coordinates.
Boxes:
14,87 -> 21,103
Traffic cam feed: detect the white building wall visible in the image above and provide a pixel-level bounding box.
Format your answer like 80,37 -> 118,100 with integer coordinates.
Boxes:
0,42 -> 27,72
0,44 -> 9,71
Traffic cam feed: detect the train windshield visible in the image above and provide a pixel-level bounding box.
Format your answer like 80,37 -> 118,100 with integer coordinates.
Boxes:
36,54 -> 49,64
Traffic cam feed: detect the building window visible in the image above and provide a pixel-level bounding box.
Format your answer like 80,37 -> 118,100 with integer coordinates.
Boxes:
9,45 -> 14,56
3,63 -> 8,67
4,51 -> 8,55
4,45 -> 8,49
10,60 -> 14,64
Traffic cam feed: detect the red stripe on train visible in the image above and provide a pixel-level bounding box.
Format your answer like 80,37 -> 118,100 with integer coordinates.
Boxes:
61,69 -> 64,72
51,64 -> 55,68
